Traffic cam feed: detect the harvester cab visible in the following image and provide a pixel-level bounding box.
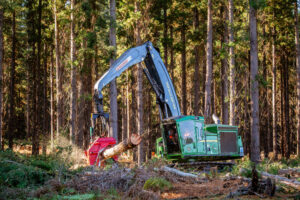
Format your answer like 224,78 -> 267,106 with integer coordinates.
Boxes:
157,116 -> 243,162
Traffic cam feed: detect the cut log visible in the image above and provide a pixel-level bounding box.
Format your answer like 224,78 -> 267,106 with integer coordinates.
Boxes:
160,166 -> 198,178
278,168 -> 300,177
101,134 -> 141,160
260,171 -> 300,190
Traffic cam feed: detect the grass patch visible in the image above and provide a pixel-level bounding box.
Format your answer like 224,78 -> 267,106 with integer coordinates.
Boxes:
143,177 -> 172,192
232,156 -> 299,178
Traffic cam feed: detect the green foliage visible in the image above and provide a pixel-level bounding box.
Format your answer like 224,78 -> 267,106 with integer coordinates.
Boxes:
258,158 -> 288,175
143,177 -> 172,192
250,0 -> 267,10
0,149 -> 74,189
0,160 -> 49,188
87,31 -> 97,48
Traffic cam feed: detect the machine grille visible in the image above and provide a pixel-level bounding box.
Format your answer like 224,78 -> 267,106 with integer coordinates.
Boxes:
218,126 -> 238,131
220,132 -> 237,153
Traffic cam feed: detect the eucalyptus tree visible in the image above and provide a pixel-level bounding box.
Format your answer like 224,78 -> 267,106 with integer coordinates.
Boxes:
295,1 -> 300,157
228,0 -> 235,126
0,7 -> 3,150
109,0 -> 118,142
249,0 -> 260,162
205,0 -> 213,123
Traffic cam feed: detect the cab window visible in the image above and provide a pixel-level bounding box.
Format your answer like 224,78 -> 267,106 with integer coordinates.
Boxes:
178,120 -> 195,145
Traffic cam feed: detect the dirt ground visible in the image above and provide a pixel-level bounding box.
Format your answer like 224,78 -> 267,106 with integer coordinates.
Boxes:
160,178 -> 298,199
161,179 -> 246,199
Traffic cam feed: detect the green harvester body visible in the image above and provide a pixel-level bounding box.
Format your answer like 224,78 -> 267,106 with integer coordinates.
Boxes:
156,116 -> 244,162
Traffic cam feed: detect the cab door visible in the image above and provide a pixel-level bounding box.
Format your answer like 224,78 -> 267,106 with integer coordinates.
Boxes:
177,120 -> 197,154
195,120 -> 206,154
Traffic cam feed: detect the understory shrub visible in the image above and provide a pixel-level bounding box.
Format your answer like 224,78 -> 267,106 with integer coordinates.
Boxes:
143,177 -> 172,192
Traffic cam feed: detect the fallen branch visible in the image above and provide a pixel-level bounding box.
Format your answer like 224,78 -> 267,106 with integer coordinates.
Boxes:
160,166 -> 198,178
259,171 -> 300,190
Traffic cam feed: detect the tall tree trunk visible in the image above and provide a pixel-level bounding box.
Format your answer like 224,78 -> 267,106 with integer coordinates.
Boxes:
280,61 -> 284,156
122,87 -> 127,141
26,0 -> 35,146
170,26 -> 174,81
126,71 -> 130,140
212,79 -> 215,115
0,8 -> 3,150
294,2 -> 300,157
262,24 -> 269,158
284,54 -> 290,158
135,1 -> 144,165
205,0 -> 213,123
193,7 -> 200,116
163,2 -> 168,68
77,73 -> 85,147
50,47 -> 54,150
181,27 -> 187,115
70,0 -> 77,144
32,0 -> 42,155
42,44 -> 47,155
109,0 -> 118,142
8,11 -> 16,149
54,0 -> 62,137
249,2 -> 260,162
221,5 -> 229,124
272,25 -> 278,159
131,70 -> 137,161
229,0 -> 235,125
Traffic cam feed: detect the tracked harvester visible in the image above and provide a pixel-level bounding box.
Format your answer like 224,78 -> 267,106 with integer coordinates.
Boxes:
89,41 -> 243,165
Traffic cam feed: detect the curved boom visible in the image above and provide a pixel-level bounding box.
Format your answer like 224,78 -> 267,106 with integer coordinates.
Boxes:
94,41 -> 181,119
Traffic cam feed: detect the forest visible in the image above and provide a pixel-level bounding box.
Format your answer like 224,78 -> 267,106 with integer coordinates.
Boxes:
0,0 -> 300,199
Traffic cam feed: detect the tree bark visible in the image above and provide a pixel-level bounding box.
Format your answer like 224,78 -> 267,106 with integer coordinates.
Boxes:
42,44 -> 47,155
221,5 -> 229,124
70,0 -> 77,144
229,0 -> 235,125
122,87 -> 127,142
32,0 -> 42,155
283,54 -> 290,158
205,0 -> 213,123
249,3 -> 260,162
77,73 -> 85,147
170,26 -> 174,81
280,64 -> 284,156
163,2 -> 168,68
109,0 -> 118,143
101,134 -> 141,160
294,2 -> 300,157
272,24 -> 278,159
161,166 -> 198,178
193,7 -> 200,116
262,24 -> 269,158
50,47 -> 54,150
181,27 -> 187,115
126,71 -> 130,140
54,0 -> 63,137
135,1 -> 144,165
8,11 -> 16,149
0,8 -> 3,150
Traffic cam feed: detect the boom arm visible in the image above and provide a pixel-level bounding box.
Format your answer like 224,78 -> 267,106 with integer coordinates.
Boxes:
94,41 -> 181,120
